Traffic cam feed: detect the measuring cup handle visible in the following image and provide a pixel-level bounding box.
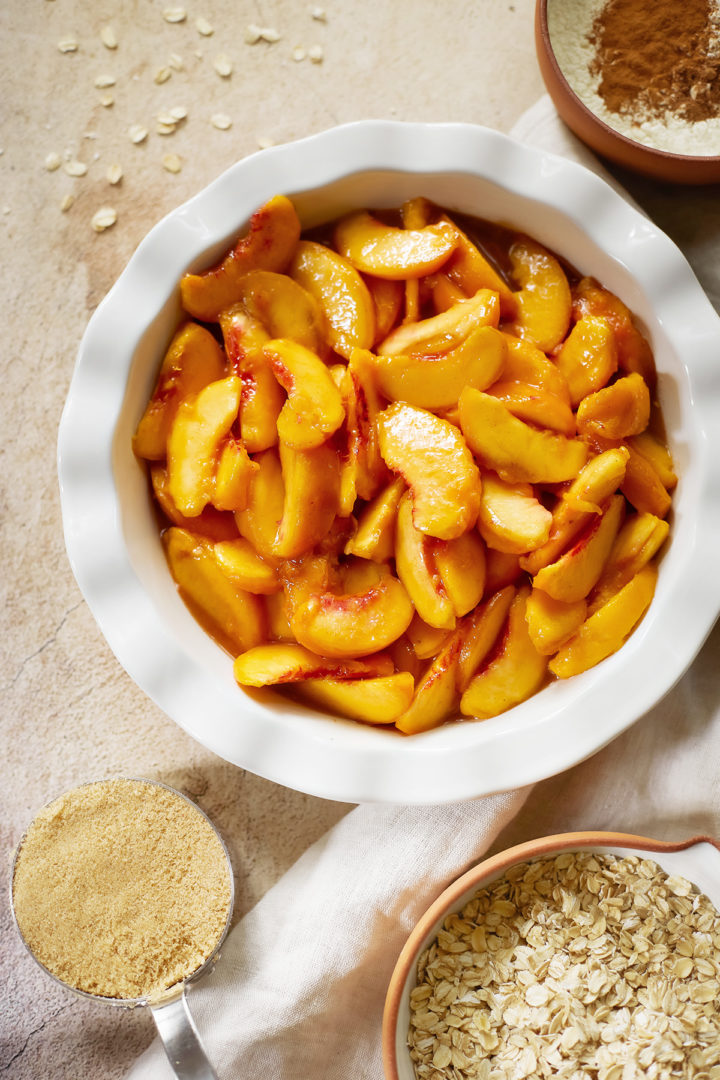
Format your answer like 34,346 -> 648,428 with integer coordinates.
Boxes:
150,990 -> 219,1080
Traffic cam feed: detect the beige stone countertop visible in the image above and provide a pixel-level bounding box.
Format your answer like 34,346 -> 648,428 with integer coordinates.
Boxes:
1,3 -> 718,1079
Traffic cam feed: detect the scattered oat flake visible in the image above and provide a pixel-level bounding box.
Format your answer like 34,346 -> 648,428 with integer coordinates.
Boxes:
292,46 -> 306,61
100,93 -> 114,108
257,136 -> 275,149
128,124 -> 148,144
244,24 -> 262,44
154,66 -> 172,84
156,122 -> 176,136
162,153 -> 182,173
60,193 -> 75,212
45,152 -> 62,172
211,113 -> 232,130
106,163 -> 123,185
94,74 -> 116,88
101,26 -> 118,49
64,160 -> 88,177
163,8 -> 186,22
195,16 -> 213,36
169,105 -> 187,121
308,44 -> 323,63
260,27 -> 281,42
92,206 -> 117,232
169,52 -> 184,70
213,54 -> 232,77
58,38 -> 78,53
310,6 -> 327,20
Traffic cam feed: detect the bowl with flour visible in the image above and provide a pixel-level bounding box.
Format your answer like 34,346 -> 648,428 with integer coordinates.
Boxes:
536,0 -> 720,183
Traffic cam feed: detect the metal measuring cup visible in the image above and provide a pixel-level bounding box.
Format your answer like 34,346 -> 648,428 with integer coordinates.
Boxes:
10,778 -> 235,1080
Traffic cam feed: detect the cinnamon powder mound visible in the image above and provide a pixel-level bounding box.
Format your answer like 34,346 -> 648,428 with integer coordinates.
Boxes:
12,778 -> 232,1001
590,0 -> 720,124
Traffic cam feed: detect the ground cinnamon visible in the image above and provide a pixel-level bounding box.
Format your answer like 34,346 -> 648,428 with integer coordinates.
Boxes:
590,0 -> 720,124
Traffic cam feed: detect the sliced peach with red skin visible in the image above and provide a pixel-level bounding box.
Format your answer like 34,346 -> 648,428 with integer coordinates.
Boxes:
290,240 -> 375,359
347,348 -> 390,500
572,277 -> 656,389
377,289 -> 500,357
164,527 -> 265,654
589,512 -> 668,613
133,322 -> 227,461
486,381 -> 575,437
439,214 -> 517,318
477,473 -> 552,555
213,537 -> 280,594
334,210 -> 457,279
344,476 -> 405,562
459,389 -> 588,485
395,636 -> 462,734
533,494 -> 625,603
180,195 -> 302,321
507,238 -> 572,352
525,589 -> 587,656
219,306 -> 283,453
431,530 -> 487,617
166,376 -> 242,516
455,585 -> 516,692
213,438 -> 257,512
556,315 -> 618,408
273,439 -> 340,559
378,402 -> 481,540
150,465 -> 240,542
460,586 -> 547,719
627,432 -> 677,491
370,324 -> 507,410
365,275 -> 403,344
521,447 -> 630,575
263,338 -> 345,450
406,613 -> 452,659
290,569 -> 414,658
576,372 -> 650,442
395,492 -> 455,630
549,564 -> 658,678
294,672 -> 415,725
235,447 -> 285,559
233,269 -> 326,355
233,642 -> 392,686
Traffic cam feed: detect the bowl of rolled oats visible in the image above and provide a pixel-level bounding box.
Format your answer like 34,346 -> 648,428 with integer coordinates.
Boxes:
383,831 -> 720,1079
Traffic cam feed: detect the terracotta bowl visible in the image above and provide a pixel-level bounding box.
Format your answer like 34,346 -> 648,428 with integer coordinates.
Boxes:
535,0 -> 720,184
383,831 -> 720,1079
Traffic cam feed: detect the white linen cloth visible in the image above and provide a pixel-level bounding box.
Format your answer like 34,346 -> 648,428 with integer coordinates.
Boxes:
127,97 -> 720,1080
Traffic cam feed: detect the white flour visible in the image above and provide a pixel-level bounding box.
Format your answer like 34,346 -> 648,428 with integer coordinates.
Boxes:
547,0 -> 720,156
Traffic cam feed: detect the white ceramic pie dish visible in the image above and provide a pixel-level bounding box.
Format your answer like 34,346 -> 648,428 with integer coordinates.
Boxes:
58,120 -> 720,804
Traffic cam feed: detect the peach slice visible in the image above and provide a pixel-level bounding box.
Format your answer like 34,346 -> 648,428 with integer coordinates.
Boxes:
213,438 -> 257,512
334,210 -> 457,279
576,372 -> 651,442
395,493 -> 455,630
486,381 -> 576,438
395,636 -> 462,734
263,338 -> 345,450
233,642 -> 391,686
388,635 -> 424,680
290,240 -> 375,359
399,198 -> 432,322
406,613 -> 452,659
484,549 -> 522,594
347,348 -> 390,500
431,530 -> 487,617
589,512 -> 668,613
344,476 -> 405,562
520,447 -> 630,575
166,376 -> 242,516
525,589 -> 587,656
620,444 -> 672,518
273,440 -> 340,559
455,585 -> 516,692
264,591 -> 294,642
556,315 -> 618,408
549,563 -> 658,679
150,465 -> 240,542
476,473 -> 553,555
378,402 -> 481,540
439,214 -> 517,318
290,570 -> 414,658
365,275 -> 403,343
163,527 -> 265,654
233,269 -> 326,355
507,238 -> 572,352
219,306 -> 283,453
295,672 -> 415,725
459,389 -> 588,484
532,494 -> 625,603
133,322 -> 227,461
627,432 -> 677,491
213,538 -> 280,594
235,447 -> 285,559
370,325 -> 507,410
501,335 -> 571,401
572,277 -> 656,389
377,289 -> 499,357
180,194 -> 301,321
427,273 -> 467,313
460,586 -> 547,719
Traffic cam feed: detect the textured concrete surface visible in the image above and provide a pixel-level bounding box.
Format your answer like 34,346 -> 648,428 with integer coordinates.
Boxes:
0,3 -> 543,1077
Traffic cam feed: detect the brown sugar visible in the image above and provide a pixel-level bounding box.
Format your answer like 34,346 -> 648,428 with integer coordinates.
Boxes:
12,778 -> 233,1001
